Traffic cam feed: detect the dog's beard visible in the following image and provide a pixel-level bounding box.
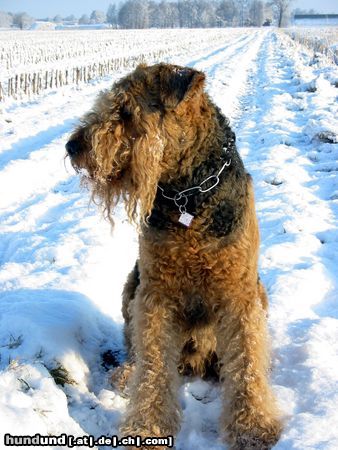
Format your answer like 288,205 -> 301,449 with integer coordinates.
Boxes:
88,132 -> 165,226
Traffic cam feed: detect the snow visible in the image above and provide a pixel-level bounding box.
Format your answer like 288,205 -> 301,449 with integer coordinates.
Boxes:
285,27 -> 338,66
30,22 -> 57,31
0,28 -> 338,449
55,24 -> 112,31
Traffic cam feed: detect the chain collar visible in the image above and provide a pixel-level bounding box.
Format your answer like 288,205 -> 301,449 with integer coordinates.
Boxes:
158,147 -> 231,214
157,147 -> 231,225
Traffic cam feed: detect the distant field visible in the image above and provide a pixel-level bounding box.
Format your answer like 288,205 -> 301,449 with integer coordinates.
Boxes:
1,27 -> 337,103
0,28 -> 248,102
285,26 -> 338,64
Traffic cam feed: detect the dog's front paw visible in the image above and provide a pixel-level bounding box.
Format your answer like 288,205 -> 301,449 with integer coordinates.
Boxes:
228,417 -> 282,450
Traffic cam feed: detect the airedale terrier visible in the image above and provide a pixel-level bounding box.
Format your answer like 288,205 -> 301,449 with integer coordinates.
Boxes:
66,63 -> 282,449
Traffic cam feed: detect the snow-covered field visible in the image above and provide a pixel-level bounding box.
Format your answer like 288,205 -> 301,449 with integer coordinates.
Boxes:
0,28 -> 249,102
0,28 -> 338,449
285,27 -> 338,65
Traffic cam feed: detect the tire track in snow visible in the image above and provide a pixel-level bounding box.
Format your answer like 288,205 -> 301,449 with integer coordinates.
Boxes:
230,31 -> 338,449
192,30 -> 267,122
188,30 -> 260,68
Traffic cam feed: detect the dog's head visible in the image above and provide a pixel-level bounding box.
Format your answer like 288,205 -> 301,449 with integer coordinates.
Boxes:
66,63 -> 207,224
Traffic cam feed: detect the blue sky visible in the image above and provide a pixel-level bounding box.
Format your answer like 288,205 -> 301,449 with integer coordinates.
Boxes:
0,0 -> 337,18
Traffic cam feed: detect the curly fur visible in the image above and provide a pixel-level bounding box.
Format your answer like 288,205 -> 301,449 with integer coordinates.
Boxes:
67,63 -> 282,450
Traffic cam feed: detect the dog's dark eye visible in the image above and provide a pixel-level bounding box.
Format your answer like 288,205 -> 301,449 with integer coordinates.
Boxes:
149,102 -> 164,113
120,106 -> 132,121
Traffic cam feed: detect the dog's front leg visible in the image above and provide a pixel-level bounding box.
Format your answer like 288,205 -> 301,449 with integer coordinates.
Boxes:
120,287 -> 182,449
216,293 -> 282,450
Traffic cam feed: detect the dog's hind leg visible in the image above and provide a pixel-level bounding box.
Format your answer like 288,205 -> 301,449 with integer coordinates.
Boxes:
122,262 -> 140,358
111,262 -> 139,393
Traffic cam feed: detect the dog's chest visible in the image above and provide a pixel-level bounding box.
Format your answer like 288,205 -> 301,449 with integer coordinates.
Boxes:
147,195 -> 237,237
181,294 -> 210,326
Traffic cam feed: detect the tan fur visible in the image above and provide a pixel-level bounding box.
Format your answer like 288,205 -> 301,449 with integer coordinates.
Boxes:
67,63 -> 282,449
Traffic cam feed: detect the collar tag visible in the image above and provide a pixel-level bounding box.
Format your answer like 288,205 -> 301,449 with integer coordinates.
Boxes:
178,212 -> 194,227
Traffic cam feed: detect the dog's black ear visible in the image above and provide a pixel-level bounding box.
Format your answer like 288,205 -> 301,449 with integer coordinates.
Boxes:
159,65 -> 206,109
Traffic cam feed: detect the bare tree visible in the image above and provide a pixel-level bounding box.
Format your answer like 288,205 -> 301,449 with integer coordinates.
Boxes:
79,14 -> 90,25
135,0 -> 150,28
155,1 -> 180,28
13,12 -> 34,29
53,15 -> 63,23
271,0 -> 293,27
90,10 -> 106,24
237,0 -> 250,26
64,14 -> 76,22
249,0 -> 264,26
107,4 -> 118,27
118,1 -> 134,28
178,0 -> 196,27
216,0 -> 238,26
194,0 -> 217,27
118,0 -> 149,29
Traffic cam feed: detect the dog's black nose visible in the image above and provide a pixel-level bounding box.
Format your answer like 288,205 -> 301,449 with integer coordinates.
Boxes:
66,140 -> 81,157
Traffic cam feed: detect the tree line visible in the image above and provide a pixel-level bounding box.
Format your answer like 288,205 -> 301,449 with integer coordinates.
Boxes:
108,0 -> 270,28
0,1 -> 304,30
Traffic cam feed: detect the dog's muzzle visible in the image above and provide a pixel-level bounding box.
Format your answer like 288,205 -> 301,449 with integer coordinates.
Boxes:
65,140 -> 81,157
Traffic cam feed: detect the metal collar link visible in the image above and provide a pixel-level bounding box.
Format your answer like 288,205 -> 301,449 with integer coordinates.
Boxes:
158,147 -> 231,212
